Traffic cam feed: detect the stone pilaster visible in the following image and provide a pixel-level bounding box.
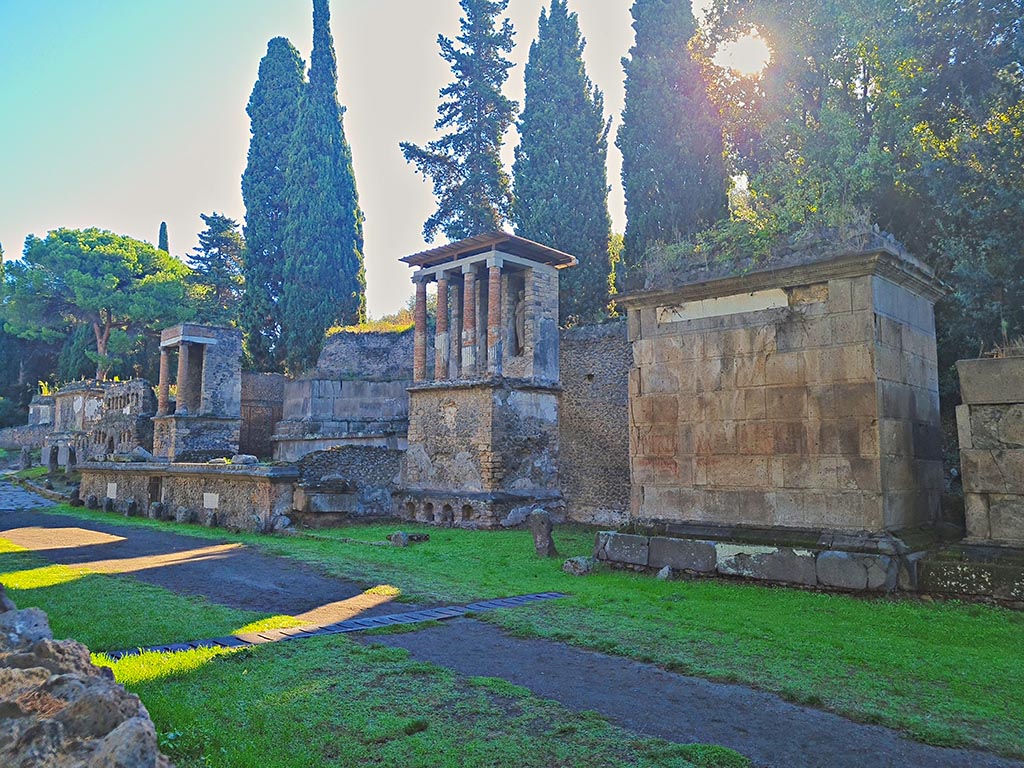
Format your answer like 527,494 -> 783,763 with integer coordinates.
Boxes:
175,343 -> 190,415
157,348 -> 170,416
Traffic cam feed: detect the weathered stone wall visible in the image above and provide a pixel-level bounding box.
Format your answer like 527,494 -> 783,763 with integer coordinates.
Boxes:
316,329 -> 416,380
623,247 -> 945,535
558,321 -> 631,525
292,446 -> 403,523
500,266 -> 560,383
0,424 -> 49,450
956,357 -> 1024,545
28,395 -> 54,426
240,372 -> 285,458
0,586 -> 172,767
402,381 -> 561,526
272,330 -> 415,461
78,462 -> 297,532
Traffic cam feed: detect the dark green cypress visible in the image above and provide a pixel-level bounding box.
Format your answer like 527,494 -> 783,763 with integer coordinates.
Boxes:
157,221 -> 169,253
616,0 -> 727,277
187,212 -> 245,327
513,0 -> 612,324
401,0 -> 517,242
241,37 -> 306,371
280,0 -> 365,374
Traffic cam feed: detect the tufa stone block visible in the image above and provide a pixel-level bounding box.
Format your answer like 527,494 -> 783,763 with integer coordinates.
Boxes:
648,536 -> 716,572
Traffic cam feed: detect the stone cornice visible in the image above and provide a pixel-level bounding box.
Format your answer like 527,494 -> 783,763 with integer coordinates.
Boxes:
617,247 -> 949,309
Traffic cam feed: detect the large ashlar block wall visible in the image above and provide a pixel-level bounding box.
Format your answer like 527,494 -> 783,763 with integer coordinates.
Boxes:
621,246 -> 947,534
957,357 -> 1024,545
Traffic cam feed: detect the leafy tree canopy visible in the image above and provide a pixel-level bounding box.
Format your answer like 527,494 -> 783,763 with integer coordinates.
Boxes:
401,0 -> 518,242
1,228 -> 192,380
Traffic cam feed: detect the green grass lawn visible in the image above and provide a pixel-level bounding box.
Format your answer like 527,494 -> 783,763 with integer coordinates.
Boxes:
0,539 -> 747,768
15,503 -> 1024,758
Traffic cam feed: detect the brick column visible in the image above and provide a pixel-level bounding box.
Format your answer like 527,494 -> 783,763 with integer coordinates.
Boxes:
157,348 -> 170,416
461,265 -> 477,376
435,277 -> 449,380
175,343 -> 190,415
450,279 -> 462,377
413,279 -> 428,382
487,262 -> 502,374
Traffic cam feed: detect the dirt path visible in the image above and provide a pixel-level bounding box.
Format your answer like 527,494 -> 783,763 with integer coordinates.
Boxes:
1,485 -> 1020,768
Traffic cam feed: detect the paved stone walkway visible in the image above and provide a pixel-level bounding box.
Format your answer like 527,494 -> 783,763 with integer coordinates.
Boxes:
1,482 -> 1021,768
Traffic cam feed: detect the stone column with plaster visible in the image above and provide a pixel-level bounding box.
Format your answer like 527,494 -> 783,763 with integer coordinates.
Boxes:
450,278 -> 462,377
157,348 -> 170,416
175,343 -> 190,415
462,265 -> 477,376
435,276 -> 449,380
487,260 -> 502,374
413,279 -> 428,382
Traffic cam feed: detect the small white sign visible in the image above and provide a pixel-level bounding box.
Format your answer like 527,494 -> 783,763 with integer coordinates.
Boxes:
106,482 -> 117,500
203,493 -> 220,510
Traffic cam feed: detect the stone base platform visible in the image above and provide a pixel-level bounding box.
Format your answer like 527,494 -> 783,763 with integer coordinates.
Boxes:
78,461 -> 298,533
915,543 -> 1024,602
398,488 -> 565,530
594,522 -> 959,593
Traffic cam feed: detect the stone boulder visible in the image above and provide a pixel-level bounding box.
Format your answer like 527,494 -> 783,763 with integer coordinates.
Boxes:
562,556 -> 594,576
528,510 -> 558,558
0,586 -> 173,767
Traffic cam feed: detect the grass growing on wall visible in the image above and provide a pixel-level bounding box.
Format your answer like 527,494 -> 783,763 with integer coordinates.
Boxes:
26,504 -> 1024,757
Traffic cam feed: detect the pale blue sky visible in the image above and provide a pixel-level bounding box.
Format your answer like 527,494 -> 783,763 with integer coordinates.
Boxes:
0,1 -> 646,317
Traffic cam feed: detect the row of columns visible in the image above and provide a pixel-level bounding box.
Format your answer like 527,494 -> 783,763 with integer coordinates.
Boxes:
156,343 -> 196,417
413,260 -> 504,383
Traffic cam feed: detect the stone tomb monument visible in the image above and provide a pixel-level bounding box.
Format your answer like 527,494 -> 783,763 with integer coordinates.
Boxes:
601,241 -> 948,591
153,324 -> 243,462
398,232 -> 576,528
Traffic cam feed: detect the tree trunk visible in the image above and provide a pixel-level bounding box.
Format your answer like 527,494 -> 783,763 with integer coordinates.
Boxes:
93,322 -> 111,380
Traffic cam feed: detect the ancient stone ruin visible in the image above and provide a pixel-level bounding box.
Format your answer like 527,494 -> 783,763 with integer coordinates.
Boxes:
153,324 -> 243,462
600,241 -> 950,591
0,585 -> 172,767
398,232 -> 575,528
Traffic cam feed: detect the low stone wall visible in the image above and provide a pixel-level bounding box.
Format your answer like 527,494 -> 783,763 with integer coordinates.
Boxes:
316,329 -> 416,380
292,446 -> 403,524
78,462 -> 297,533
0,586 -> 172,767
594,527 -> 915,592
558,321 -> 631,526
0,423 -> 49,450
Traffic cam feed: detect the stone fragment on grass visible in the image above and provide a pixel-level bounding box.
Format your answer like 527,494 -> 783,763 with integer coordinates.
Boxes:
562,556 -> 594,576
529,510 -> 558,558
231,454 -> 258,465
388,531 -> 410,547
656,565 -> 673,580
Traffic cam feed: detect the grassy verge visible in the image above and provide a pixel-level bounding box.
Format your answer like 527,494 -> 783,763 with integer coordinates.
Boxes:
0,539 -> 748,768
27,503 -> 1024,757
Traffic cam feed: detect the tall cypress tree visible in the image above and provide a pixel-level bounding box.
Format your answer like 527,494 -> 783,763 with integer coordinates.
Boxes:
401,0 -> 517,242
241,37 -> 306,371
157,221 -> 169,253
513,0 -> 612,323
281,0 -> 365,373
616,0 -> 727,277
